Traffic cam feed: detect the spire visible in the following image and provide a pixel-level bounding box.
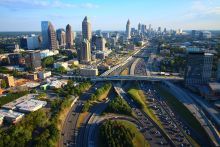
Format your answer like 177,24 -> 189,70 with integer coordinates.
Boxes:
83,16 -> 88,22
127,19 -> 130,25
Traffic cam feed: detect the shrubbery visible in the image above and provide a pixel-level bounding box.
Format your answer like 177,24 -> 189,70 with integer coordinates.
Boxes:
105,96 -> 132,116
99,120 -> 135,147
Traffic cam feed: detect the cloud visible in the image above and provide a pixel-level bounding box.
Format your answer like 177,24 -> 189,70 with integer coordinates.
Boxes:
183,0 -> 220,19
0,0 -> 99,10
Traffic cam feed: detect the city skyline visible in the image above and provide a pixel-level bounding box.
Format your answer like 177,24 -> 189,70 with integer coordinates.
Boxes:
0,0 -> 220,31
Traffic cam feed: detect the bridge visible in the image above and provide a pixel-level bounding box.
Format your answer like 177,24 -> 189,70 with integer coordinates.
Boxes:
91,75 -> 183,82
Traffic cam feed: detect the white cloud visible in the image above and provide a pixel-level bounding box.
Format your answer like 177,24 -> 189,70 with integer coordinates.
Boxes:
0,0 -> 99,10
183,0 -> 220,19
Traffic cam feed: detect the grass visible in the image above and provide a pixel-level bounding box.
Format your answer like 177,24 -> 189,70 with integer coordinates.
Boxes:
120,68 -> 129,75
119,120 -> 150,147
76,112 -> 89,128
127,87 -> 163,129
97,86 -> 112,101
155,84 -> 212,146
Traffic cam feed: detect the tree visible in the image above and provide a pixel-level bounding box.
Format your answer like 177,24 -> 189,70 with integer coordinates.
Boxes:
1,79 -> 7,89
56,66 -> 66,74
42,56 -> 54,68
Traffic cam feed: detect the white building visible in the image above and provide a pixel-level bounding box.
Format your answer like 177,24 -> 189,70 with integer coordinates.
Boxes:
49,80 -> 68,89
54,62 -> 68,69
40,49 -> 59,59
16,99 -> 47,113
27,34 -> 40,50
203,31 -> 212,39
0,109 -> 24,124
38,71 -> 52,79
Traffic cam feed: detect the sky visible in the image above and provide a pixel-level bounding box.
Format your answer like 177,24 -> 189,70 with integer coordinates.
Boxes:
0,0 -> 220,31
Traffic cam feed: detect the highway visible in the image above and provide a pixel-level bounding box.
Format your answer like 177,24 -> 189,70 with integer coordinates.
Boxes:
162,81 -> 220,146
113,83 -> 175,146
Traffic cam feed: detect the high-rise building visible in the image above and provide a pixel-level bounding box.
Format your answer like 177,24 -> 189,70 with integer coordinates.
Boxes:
82,16 -> 92,41
96,37 -> 106,51
217,59 -> 220,81
48,23 -> 57,50
4,75 -> 15,87
184,52 -> 213,85
126,19 -> 131,39
41,21 -> 50,49
27,34 -> 40,50
20,37 -> 28,49
66,24 -> 74,49
80,39 -> 91,63
25,50 -> 42,71
138,23 -> 141,31
56,29 -> 66,47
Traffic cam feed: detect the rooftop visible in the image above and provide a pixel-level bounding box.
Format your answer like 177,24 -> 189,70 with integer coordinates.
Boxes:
2,94 -> 37,110
16,99 -> 47,112
0,109 -> 24,119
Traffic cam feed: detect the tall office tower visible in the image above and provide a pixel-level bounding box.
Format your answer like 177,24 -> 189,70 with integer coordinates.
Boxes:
48,23 -> 57,50
56,29 -> 66,47
126,19 -> 131,39
191,30 -> 196,38
25,50 -> 42,71
217,59 -> 220,81
138,23 -> 141,31
184,52 -> 213,85
96,37 -> 106,51
158,27 -> 161,33
27,34 -> 40,50
82,16 -> 92,41
149,24 -> 152,30
66,24 -> 73,49
41,21 -> 51,49
80,39 -> 91,63
141,25 -> 146,34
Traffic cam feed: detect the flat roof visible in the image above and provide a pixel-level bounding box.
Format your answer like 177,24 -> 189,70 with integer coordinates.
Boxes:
0,109 -> 24,119
16,99 -> 47,112
2,94 -> 37,110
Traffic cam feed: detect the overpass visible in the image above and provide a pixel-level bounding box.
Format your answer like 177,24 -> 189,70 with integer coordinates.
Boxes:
132,55 -> 149,58
91,75 -> 183,82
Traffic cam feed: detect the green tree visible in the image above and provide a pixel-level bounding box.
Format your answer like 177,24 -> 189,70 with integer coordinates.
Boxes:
1,79 -> 7,89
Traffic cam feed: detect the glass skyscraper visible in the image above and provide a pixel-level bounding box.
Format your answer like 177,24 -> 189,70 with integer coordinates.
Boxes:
41,21 -> 51,49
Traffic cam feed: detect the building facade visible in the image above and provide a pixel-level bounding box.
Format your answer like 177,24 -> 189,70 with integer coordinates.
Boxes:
41,21 -> 50,49
185,52 -> 213,85
66,24 -> 73,49
82,16 -> 92,41
126,19 -> 131,39
96,37 -> 106,51
48,23 -> 57,50
25,50 -> 42,70
80,39 -> 91,63
56,29 -> 66,48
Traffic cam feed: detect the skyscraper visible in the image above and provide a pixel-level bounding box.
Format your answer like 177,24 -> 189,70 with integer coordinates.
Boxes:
80,39 -> 91,63
82,16 -> 92,41
66,24 -> 73,49
126,19 -> 131,39
41,21 -> 50,49
138,23 -> 141,31
96,36 -> 106,51
184,51 -> 213,85
56,29 -> 66,47
48,23 -> 57,50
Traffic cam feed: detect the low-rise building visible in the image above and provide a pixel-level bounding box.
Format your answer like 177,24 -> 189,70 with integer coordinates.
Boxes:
68,59 -> 79,66
0,109 -> 24,124
49,80 -> 68,89
40,49 -> 59,59
16,99 -> 47,113
79,67 -> 98,76
38,71 -> 51,80
54,62 -> 68,69
26,73 -> 38,80
4,75 -> 15,87
2,94 -> 37,110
